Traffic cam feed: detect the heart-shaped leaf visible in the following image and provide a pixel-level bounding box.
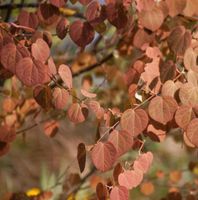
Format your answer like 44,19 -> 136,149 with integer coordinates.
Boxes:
148,96 -> 178,125
121,108 -> 148,137
91,141 -> 117,172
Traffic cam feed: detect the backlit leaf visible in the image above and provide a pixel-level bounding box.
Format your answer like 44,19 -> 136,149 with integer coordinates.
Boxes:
110,186 -> 129,200
91,141 -> 117,172
108,130 -> 133,157
118,169 -> 143,189
121,108 -> 148,137
67,103 -> 88,123
148,96 -> 178,125
58,64 -> 72,89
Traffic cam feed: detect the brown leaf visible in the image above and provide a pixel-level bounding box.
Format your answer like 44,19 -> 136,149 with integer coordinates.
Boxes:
96,182 -> 108,200
77,143 -> 86,173
168,26 -> 191,55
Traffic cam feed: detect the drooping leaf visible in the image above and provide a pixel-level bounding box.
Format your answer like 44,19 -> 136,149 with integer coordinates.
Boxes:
33,85 -> 52,110
148,96 -> 178,125
85,0 -> 106,27
159,60 -> 176,83
179,83 -> 198,106
161,80 -> 179,97
91,141 -> 117,172
138,5 -> 164,31
184,47 -> 198,72
77,143 -> 86,173
106,0 -> 128,29
121,108 -> 148,137
16,57 -> 49,86
133,152 -> 153,174
113,163 -> 123,184
108,130 -> 133,157
31,38 -> 50,63
175,105 -> 197,130
168,26 -> 191,55
80,88 -> 96,98
67,103 -> 88,123
87,100 -> 104,119
58,64 -> 72,89
110,186 -> 129,200
52,87 -> 69,109
38,3 -> 60,25
56,17 -> 69,39
186,118 -> 198,147
69,20 -> 95,47
17,10 -> 39,29
165,0 -> 186,17
96,182 -> 108,200
118,169 -> 143,189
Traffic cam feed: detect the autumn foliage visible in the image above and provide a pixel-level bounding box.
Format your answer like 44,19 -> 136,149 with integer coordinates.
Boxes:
0,0 -> 198,199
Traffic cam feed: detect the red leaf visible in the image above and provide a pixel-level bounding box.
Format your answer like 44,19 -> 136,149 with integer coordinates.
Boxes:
161,80 -> 179,97
106,0 -> 128,29
133,152 -> 153,173
121,108 -> 148,137
184,48 -> 198,72
110,186 -> 129,200
165,0 -> 186,17
91,141 -> 117,172
67,103 -> 88,123
0,125 -> 16,143
38,3 -> 60,25
175,105 -> 197,130
53,87 -> 69,109
80,88 -> 96,98
186,118 -> 198,147
148,96 -> 178,125
56,17 -> 69,39
118,169 -> 143,189
168,26 -> 191,55
17,10 -> 38,29
33,85 -> 52,110
47,56 -> 57,76
86,1 -> 106,27
50,0 -> 67,7
138,5 -> 164,31
16,57 -> 49,86
108,130 -> 133,157
0,43 -> 29,74
43,120 -> 59,137
179,83 -> 198,106
69,20 -> 95,47
77,143 -> 86,173
58,64 -> 72,89
31,38 -> 50,63
87,100 -> 104,119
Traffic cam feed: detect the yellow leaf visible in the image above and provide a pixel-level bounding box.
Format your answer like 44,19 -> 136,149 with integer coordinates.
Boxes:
26,188 -> 40,197
59,8 -> 76,16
